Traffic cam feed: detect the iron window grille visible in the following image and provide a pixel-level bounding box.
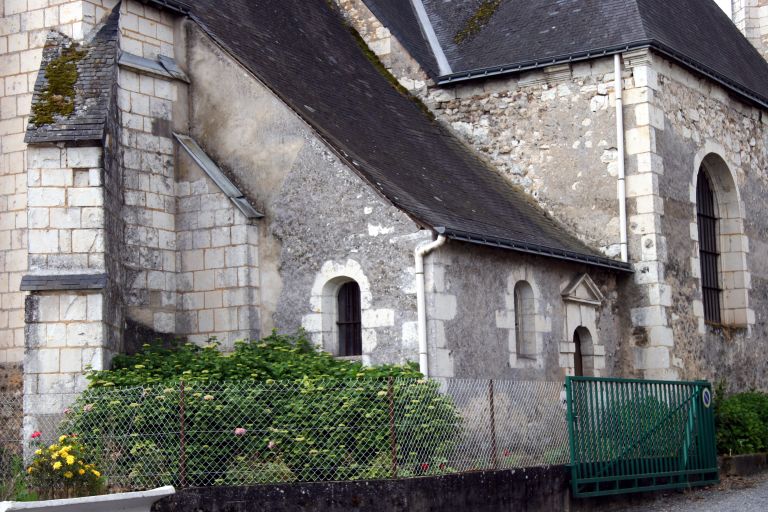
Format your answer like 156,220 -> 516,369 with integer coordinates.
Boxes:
696,170 -> 721,324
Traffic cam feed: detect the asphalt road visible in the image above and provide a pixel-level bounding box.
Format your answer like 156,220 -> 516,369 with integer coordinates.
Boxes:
619,472 -> 768,512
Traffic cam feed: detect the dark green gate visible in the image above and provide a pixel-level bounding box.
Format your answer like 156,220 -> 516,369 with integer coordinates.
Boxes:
565,377 -> 718,497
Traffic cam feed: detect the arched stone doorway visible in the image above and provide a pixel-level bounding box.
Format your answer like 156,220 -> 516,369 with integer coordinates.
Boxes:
573,326 -> 593,377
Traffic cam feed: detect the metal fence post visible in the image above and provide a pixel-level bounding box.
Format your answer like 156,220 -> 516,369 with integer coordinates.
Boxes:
179,380 -> 187,488
489,379 -> 498,470
387,376 -> 398,479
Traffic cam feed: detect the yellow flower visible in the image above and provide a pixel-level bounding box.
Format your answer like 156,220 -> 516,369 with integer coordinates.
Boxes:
78,469 -> 85,475
49,444 -> 58,451
27,467 -> 34,474
58,435 -> 68,443
63,471 -> 73,479
51,453 -> 59,460
34,449 -> 42,455
52,461 -> 62,470
91,469 -> 101,477
66,455 -> 75,465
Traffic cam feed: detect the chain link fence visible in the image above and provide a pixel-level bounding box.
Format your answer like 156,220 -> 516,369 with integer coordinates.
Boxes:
1,379 -> 568,491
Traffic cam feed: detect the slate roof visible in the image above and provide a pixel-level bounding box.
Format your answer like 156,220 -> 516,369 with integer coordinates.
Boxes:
25,6 -> 118,144
363,0 -> 768,108
141,0 -> 628,271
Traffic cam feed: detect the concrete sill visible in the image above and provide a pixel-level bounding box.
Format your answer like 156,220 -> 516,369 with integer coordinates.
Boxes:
719,453 -> 768,477
335,355 -> 362,362
0,486 -> 175,512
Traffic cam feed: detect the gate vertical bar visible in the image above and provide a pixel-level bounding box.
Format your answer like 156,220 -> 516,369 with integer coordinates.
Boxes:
565,377 -> 578,494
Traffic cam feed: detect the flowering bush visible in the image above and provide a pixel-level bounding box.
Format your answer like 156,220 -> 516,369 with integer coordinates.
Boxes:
60,331 -> 461,487
26,434 -> 104,499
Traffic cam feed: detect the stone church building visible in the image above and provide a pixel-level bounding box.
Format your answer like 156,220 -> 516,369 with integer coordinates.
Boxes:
1,0 -> 768,421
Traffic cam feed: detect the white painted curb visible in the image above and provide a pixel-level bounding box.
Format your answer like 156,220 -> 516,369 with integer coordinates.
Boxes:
0,485 -> 175,512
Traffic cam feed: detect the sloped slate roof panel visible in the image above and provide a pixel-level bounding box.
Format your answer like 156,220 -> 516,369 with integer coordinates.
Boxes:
390,0 -> 768,107
361,0 -> 440,76
148,0 -> 628,270
422,0 -> 646,73
25,7 -> 119,144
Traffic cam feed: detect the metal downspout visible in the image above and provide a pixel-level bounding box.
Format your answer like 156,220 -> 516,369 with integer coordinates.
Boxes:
415,235 -> 448,377
615,54 -> 629,263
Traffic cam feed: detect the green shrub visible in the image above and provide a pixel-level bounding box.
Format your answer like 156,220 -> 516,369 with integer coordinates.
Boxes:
0,450 -> 37,502
63,331 -> 461,487
715,391 -> 768,455
86,330 -> 423,387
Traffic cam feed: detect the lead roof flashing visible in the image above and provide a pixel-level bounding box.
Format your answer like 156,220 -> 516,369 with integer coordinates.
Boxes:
20,273 -> 108,291
174,133 -> 264,220
118,51 -> 190,82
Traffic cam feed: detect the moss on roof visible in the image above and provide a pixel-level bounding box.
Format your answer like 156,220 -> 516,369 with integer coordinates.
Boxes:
454,0 -> 502,45
30,44 -> 86,126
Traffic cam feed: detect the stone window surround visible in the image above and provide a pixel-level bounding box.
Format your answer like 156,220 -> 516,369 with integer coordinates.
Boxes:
302,259 -> 395,364
496,268 -> 547,370
689,143 -> 753,331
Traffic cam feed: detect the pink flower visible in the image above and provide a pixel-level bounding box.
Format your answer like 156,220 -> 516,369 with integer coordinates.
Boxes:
234,427 -> 247,436
83,404 -> 94,412
420,463 -> 430,472
503,449 -> 511,457
63,408 -> 72,414
267,440 -> 276,450
30,431 -> 41,439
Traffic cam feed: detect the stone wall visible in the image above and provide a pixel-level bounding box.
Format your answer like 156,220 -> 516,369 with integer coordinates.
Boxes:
26,146 -> 105,272
175,154 -> 261,348
153,466 -> 572,512
23,144 -> 121,431
653,52 -> 768,390
423,243 -> 625,380
334,0 -> 430,95
116,0 -> 183,334
732,0 -> 768,60
185,25 -> 426,365
0,0 -> 117,381
424,61 -> 624,256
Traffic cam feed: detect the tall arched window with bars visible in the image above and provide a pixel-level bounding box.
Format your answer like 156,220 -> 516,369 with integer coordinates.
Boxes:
696,169 -> 721,324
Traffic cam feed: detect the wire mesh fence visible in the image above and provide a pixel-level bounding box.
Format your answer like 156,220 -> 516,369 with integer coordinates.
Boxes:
1,379 -> 569,491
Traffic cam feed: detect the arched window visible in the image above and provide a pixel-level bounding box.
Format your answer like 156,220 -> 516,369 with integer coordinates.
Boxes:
696,169 -> 721,324
514,281 -> 536,358
337,281 -> 362,356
